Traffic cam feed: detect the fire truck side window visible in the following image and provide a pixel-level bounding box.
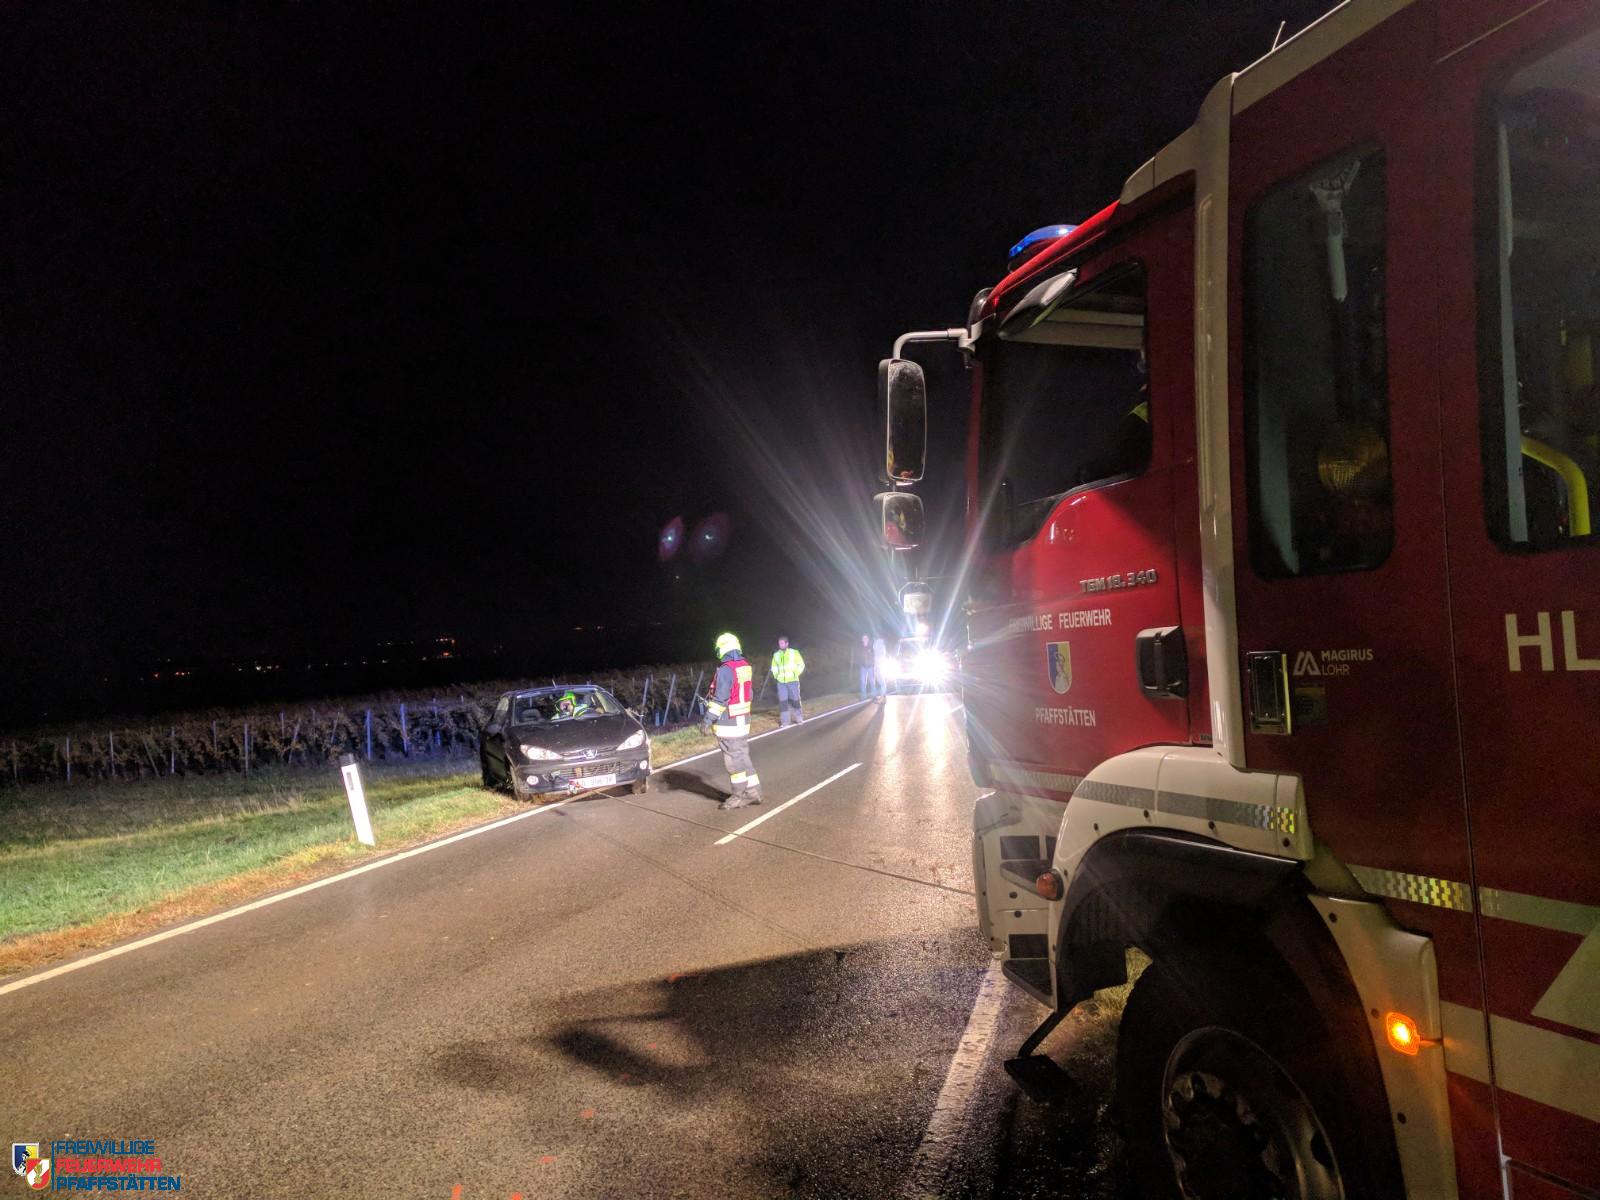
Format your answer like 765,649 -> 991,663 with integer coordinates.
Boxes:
983,263 -> 1149,547
1479,30 -> 1600,552
1245,146 -> 1392,578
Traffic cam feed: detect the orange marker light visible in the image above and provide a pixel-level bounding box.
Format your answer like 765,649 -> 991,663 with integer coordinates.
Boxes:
1385,1011 -> 1420,1056
1036,871 -> 1063,901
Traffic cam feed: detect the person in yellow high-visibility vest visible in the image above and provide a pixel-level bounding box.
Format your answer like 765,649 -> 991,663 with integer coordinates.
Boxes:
701,631 -> 763,810
771,635 -> 806,727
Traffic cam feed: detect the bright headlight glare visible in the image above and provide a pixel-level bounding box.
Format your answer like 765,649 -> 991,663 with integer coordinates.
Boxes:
618,730 -> 646,751
521,743 -> 561,761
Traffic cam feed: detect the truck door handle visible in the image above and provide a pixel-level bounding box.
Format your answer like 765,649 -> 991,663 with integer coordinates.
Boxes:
1135,627 -> 1188,698
1245,651 -> 1292,735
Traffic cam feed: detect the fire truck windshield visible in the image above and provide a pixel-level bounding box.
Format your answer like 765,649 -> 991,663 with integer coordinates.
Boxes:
980,263 -> 1149,546
1480,26 -> 1600,550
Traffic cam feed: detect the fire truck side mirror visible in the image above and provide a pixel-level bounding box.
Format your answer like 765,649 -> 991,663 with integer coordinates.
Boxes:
877,491 -> 925,551
879,357 -> 927,485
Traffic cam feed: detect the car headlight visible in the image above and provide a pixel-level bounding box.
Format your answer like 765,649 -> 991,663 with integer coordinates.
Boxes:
520,743 -> 562,761
914,651 -> 950,681
617,729 -> 646,751
882,660 -> 902,680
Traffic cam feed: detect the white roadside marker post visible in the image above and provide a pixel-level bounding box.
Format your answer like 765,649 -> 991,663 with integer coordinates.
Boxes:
339,752 -> 376,846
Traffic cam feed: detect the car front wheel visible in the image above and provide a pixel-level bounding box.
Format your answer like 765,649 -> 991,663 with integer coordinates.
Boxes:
507,764 -> 533,802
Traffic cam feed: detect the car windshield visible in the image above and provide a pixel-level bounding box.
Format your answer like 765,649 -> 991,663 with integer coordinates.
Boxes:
897,638 -> 927,659
510,688 -> 619,725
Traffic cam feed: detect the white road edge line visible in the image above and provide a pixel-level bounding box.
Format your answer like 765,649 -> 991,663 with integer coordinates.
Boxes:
901,957 -> 1006,1200
714,761 -> 862,846
658,698 -> 873,770
0,796 -> 579,999
3,697 -> 875,999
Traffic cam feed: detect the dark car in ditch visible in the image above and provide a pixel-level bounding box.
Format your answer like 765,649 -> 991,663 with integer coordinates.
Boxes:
479,685 -> 651,800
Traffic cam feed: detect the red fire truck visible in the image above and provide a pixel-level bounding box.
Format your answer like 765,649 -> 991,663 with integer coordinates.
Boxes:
877,1 -> 1599,1196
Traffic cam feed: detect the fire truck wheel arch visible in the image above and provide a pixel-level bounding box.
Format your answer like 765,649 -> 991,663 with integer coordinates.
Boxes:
1051,828 -> 1302,1007
1053,828 -> 1453,1194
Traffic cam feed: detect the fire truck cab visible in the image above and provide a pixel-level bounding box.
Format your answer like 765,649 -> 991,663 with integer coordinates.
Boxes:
878,2 -> 1599,1197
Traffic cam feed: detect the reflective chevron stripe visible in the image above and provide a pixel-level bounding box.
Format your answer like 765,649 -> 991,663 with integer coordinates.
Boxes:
988,766 -> 1084,794
1348,865 -> 1474,913
1351,867 -> 1600,1038
1071,777 -> 1298,834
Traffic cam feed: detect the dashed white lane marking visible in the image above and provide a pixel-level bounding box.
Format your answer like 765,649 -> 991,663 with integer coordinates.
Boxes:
714,762 -> 863,846
901,957 -> 1006,1199
0,796 -> 579,999
659,698 -> 872,769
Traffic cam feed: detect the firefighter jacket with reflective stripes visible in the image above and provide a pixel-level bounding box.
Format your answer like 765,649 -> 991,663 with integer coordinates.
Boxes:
770,648 -> 805,684
705,655 -> 755,737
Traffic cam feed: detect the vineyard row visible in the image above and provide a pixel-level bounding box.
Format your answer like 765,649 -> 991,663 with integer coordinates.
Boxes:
2,652 -> 842,787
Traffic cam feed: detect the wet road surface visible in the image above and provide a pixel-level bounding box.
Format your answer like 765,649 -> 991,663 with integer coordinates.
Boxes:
1,696 -> 1135,1198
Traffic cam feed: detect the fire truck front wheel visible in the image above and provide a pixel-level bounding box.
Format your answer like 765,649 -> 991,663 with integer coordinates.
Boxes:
1115,953 -> 1402,1200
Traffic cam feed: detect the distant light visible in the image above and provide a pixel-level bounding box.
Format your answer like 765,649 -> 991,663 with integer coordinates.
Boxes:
1007,223 -> 1077,270
659,516 -> 686,562
689,513 -> 730,563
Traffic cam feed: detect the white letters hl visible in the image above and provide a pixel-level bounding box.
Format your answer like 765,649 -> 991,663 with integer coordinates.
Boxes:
1505,611 -> 1600,672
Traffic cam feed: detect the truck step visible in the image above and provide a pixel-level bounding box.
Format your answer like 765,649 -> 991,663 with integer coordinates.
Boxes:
1002,956 -> 1053,1005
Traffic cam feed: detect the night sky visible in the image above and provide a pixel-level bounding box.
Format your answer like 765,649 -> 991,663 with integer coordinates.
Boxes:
1,1 -> 1331,724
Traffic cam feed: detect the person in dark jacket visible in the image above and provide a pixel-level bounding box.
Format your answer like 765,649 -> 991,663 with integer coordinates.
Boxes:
851,634 -> 875,699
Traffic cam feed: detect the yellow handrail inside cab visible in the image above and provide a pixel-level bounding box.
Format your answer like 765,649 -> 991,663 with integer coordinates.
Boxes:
1521,435 -> 1592,536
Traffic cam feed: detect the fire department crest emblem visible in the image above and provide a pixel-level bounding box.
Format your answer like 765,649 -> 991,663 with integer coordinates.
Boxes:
1046,641 -> 1072,694
12,1144 -> 49,1190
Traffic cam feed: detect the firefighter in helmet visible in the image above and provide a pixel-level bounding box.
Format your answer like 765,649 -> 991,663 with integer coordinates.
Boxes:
554,690 -> 589,719
701,631 -> 763,809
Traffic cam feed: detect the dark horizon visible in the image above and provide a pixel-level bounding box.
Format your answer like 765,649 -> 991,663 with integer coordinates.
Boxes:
1,1 -> 1333,728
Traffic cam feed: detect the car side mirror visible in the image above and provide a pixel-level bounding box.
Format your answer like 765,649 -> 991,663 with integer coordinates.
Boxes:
878,491 -> 925,551
879,358 -> 927,485
626,708 -> 641,720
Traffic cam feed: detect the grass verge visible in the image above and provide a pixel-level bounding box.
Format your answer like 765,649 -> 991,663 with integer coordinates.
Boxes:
0,766 -> 518,980
0,690 -> 862,981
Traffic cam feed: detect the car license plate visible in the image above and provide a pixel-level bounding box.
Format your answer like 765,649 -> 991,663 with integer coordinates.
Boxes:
572,773 -> 616,789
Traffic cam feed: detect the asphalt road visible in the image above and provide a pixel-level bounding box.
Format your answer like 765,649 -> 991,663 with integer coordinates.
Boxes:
0,695 -> 1131,1199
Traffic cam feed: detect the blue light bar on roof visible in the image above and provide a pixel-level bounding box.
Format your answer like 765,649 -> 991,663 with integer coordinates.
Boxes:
1007,224 -> 1077,270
